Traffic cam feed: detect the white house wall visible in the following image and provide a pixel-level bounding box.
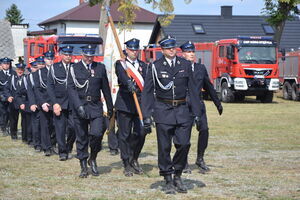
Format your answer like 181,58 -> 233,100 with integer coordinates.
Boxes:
62,21 -> 153,47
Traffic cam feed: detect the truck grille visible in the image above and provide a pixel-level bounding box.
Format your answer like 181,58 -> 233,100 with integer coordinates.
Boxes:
244,68 -> 272,76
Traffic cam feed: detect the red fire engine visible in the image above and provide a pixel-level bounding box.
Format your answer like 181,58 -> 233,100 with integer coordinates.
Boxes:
141,36 -> 280,103
23,34 -> 104,66
279,50 -> 300,101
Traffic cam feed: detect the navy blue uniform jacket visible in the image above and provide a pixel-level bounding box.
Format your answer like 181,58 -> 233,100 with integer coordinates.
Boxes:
67,60 -> 113,119
141,56 -> 202,125
114,59 -> 147,114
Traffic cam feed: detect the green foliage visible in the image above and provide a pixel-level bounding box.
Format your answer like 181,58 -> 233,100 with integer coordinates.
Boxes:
262,0 -> 299,26
88,0 -> 192,28
5,3 -> 24,24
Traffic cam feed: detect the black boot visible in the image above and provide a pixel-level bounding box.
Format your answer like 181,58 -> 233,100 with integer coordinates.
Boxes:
88,151 -> 99,176
79,159 -> 88,178
123,159 -> 133,177
183,162 -> 192,174
130,159 -> 143,175
164,175 -> 176,194
195,157 -> 210,172
173,172 -> 187,193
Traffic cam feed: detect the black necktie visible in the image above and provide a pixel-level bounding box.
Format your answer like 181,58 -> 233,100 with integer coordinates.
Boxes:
171,60 -> 174,68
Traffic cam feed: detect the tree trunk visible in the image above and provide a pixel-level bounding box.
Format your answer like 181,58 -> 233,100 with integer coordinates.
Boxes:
99,0 -> 110,47
274,20 -> 286,47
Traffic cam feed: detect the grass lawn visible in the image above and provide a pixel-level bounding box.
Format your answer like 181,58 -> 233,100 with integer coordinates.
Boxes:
0,94 -> 299,200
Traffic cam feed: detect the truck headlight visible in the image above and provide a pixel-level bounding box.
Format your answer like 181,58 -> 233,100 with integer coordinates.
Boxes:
234,78 -> 248,90
268,79 -> 280,91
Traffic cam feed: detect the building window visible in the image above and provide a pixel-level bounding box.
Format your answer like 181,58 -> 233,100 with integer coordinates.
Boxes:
192,24 -> 205,34
262,24 -> 274,35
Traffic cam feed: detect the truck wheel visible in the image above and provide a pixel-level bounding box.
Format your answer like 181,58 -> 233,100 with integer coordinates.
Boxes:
291,83 -> 300,101
283,82 -> 292,100
260,91 -> 273,103
221,82 -> 234,103
234,93 -> 245,102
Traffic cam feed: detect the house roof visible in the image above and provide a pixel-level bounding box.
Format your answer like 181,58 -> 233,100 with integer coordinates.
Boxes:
39,3 -> 157,26
149,15 -> 300,50
0,20 -> 15,59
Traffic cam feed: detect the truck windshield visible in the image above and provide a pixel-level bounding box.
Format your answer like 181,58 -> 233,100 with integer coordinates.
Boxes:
58,44 -> 103,56
238,46 -> 276,64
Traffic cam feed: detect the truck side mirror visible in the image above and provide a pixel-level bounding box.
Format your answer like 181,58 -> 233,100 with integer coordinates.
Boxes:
226,46 -> 234,60
280,48 -> 286,61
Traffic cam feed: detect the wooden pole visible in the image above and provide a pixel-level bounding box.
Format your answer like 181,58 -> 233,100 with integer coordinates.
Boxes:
106,7 -> 144,126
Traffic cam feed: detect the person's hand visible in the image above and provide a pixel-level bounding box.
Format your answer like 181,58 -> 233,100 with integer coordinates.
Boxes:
20,104 -> 25,110
42,103 -> 50,112
194,116 -> 201,131
8,96 -> 13,103
217,104 -> 223,116
30,104 -> 38,112
127,80 -> 137,93
77,105 -> 87,119
143,117 -> 152,134
53,103 -> 62,116
107,109 -> 113,120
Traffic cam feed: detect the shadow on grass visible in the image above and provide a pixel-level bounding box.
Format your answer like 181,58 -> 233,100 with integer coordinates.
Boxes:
150,178 -> 206,192
139,152 -> 156,158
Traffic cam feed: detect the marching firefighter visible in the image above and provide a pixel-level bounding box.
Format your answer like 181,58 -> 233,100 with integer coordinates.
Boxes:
67,45 -> 113,178
180,41 -> 223,173
27,60 -> 42,152
0,57 -> 14,136
33,52 -> 55,156
114,38 -> 148,176
141,35 -> 203,194
47,45 -> 76,161
15,63 -> 33,145
6,63 -> 27,141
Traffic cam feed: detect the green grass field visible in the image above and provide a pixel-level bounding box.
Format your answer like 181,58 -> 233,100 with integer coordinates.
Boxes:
0,94 -> 299,200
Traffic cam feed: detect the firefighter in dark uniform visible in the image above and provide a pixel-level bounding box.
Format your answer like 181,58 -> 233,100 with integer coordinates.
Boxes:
115,38 -> 148,176
47,45 -> 76,161
0,57 -> 14,136
33,52 -> 55,156
180,41 -> 223,173
27,60 -> 42,151
15,63 -> 33,145
67,45 -> 113,178
6,63 -> 27,141
141,35 -> 203,194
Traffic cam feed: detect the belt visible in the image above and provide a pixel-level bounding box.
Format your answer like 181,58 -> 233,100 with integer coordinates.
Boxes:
79,95 -> 100,102
157,97 -> 186,107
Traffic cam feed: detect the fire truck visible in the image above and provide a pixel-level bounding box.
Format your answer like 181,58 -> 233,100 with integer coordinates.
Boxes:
279,50 -> 300,101
141,36 -> 280,103
23,34 -> 104,66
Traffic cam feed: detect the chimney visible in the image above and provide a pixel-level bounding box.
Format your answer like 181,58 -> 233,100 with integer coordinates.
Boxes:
221,6 -> 232,19
79,0 -> 85,4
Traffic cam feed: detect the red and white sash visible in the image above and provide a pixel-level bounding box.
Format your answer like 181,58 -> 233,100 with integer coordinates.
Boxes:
120,60 -> 144,91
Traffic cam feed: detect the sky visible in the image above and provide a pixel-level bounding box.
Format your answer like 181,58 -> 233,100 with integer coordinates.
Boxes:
0,0 -> 267,31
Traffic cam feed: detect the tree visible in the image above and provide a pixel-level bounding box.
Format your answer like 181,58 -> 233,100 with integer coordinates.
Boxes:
263,0 -> 300,46
5,4 -> 24,24
88,0 -> 191,45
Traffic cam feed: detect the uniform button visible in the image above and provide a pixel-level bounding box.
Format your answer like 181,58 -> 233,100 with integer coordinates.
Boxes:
174,86 -> 176,88
173,77 -> 175,80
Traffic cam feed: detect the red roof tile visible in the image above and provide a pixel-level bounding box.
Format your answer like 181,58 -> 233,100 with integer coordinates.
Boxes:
39,3 -> 157,26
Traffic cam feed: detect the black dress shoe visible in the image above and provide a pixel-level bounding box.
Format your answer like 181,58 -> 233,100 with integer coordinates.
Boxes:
123,165 -> 133,177
130,159 -> 143,175
35,146 -> 42,152
79,160 -> 88,178
59,154 -> 68,161
44,149 -> 52,156
164,175 -> 176,194
88,159 -> 99,176
183,163 -> 192,174
196,157 -> 210,171
109,149 -> 119,156
173,175 -> 187,193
